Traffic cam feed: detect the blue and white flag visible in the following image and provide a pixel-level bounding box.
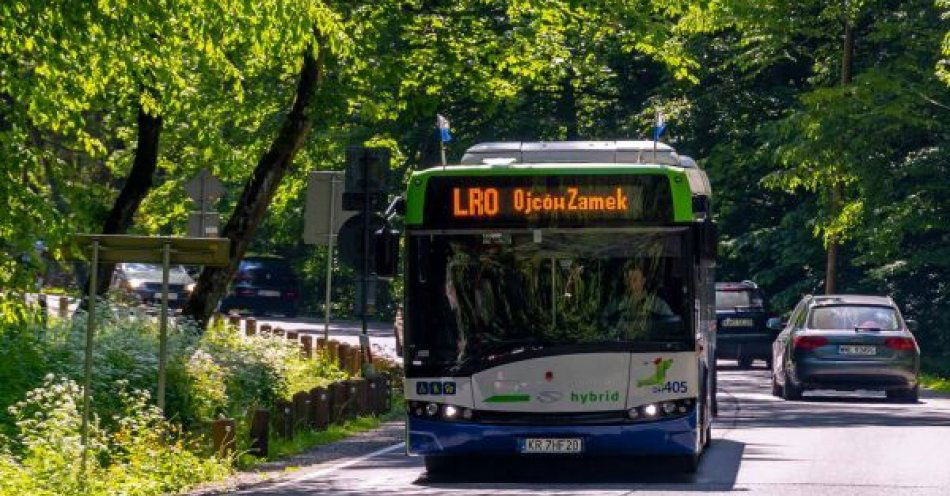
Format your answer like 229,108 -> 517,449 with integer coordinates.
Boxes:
652,111 -> 667,141
437,114 -> 452,143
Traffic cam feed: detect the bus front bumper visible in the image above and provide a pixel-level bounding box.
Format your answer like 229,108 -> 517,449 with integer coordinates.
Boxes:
407,413 -> 698,457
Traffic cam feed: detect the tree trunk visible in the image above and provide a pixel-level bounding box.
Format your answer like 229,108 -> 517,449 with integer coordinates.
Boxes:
826,20 -> 855,295
88,106 -> 163,298
559,66 -> 579,140
182,44 -> 325,328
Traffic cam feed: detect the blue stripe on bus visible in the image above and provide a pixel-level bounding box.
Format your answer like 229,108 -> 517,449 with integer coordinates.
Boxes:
407,411 -> 698,457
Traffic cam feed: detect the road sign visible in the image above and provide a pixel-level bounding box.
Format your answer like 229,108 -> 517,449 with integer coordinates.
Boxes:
188,212 -> 220,238
184,169 -> 224,238
68,234 -> 231,266
184,168 -> 225,211
304,171 -> 354,245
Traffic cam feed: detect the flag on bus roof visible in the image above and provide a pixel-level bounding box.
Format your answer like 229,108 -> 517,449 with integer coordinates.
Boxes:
652,111 -> 667,141
437,114 -> 452,143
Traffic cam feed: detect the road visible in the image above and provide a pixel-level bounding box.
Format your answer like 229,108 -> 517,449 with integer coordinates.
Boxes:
226,363 -> 950,496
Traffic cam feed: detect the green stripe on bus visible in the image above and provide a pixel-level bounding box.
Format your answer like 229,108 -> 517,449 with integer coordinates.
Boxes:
484,394 -> 531,403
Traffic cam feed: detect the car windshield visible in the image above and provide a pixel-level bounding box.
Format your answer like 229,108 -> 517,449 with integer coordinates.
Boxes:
406,229 -> 692,371
715,289 -> 761,310
808,305 -> 900,330
121,263 -> 188,276
238,259 -> 296,285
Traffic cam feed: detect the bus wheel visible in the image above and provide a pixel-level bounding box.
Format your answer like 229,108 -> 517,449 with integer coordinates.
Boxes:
424,456 -> 457,478
674,454 -> 700,474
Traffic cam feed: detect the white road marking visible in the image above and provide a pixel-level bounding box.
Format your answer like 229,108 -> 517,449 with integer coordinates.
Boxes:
253,442 -> 406,492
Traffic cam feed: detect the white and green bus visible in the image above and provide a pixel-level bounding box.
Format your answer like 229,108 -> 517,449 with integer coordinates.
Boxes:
401,141 -> 717,473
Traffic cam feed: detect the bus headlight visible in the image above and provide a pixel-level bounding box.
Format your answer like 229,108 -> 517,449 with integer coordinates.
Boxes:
661,401 -> 677,415
425,403 -> 439,416
642,403 -> 659,417
627,407 -> 640,419
442,405 -> 459,420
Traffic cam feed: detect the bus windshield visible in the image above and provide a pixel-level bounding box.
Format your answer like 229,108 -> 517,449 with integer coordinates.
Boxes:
406,229 -> 692,371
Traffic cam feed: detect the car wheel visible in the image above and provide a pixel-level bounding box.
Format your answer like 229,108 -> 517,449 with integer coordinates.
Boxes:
886,386 -> 919,403
737,356 -> 753,369
783,371 -> 803,401
771,371 -> 783,397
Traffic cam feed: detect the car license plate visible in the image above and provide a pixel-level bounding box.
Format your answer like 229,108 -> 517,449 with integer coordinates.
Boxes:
258,290 -> 281,297
839,345 -> 876,355
723,318 -> 754,327
520,438 -> 583,454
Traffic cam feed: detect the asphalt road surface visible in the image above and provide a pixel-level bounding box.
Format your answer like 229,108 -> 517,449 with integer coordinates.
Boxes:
228,362 -> 950,496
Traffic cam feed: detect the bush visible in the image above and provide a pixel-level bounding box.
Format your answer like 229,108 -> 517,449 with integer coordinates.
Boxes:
0,297 -> 351,494
0,376 -> 230,496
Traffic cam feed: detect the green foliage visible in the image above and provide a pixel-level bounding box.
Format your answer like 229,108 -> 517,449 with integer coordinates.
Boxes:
0,375 -> 231,496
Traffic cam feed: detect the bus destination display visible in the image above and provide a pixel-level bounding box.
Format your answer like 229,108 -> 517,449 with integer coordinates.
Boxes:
423,175 -> 673,227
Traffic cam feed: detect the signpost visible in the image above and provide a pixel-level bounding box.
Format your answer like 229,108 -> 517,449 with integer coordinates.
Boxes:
65,234 -> 229,472
341,147 -> 390,369
184,169 -> 224,237
304,171 -> 353,341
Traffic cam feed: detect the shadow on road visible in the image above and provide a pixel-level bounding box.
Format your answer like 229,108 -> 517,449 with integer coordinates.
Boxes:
409,439 -> 745,491
717,368 -> 950,429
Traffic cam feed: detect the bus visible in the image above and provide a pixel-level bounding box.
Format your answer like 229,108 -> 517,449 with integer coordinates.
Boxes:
401,140 -> 717,473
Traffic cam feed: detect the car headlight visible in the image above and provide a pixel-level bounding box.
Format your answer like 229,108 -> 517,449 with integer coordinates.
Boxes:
186,283 -> 196,292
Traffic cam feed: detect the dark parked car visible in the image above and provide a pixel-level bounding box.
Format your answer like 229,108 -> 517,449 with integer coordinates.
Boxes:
771,294 -> 920,402
715,281 -> 775,368
112,263 -> 195,308
219,256 -> 300,317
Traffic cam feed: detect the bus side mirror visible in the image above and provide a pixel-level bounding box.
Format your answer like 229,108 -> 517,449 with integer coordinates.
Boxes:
905,319 -> 918,333
697,221 -> 717,261
767,317 -> 783,331
374,227 -> 401,278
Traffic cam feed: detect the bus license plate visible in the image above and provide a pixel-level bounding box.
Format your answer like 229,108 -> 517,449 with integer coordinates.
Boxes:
839,345 -> 876,356
520,438 -> 583,454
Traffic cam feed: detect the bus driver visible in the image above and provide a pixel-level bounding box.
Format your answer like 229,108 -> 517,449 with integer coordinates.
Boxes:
611,262 -> 675,340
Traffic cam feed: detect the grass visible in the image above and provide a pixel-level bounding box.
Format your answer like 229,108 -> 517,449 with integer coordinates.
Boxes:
921,373 -> 950,393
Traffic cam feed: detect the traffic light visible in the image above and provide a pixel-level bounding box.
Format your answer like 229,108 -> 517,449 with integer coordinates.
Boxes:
338,147 -> 400,278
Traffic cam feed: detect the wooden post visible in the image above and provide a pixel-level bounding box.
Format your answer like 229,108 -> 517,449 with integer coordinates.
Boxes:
245,317 -> 257,336
274,399 -> 293,439
292,391 -> 310,431
327,340 -> 340,364
353,378 -> 369,416
329,381 -> 348,422
316,337 -> 327,352
211,418 -> 236,458
249,409 -> 269,457
300,335 -> 313,358
228,313 -> 241,329
58,295 -> 70,319
286,330 -> 299,342
348,347 -> 363,376
345,379 -> 360,419
337,343 -> 351,371
310,387 -> 329,429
